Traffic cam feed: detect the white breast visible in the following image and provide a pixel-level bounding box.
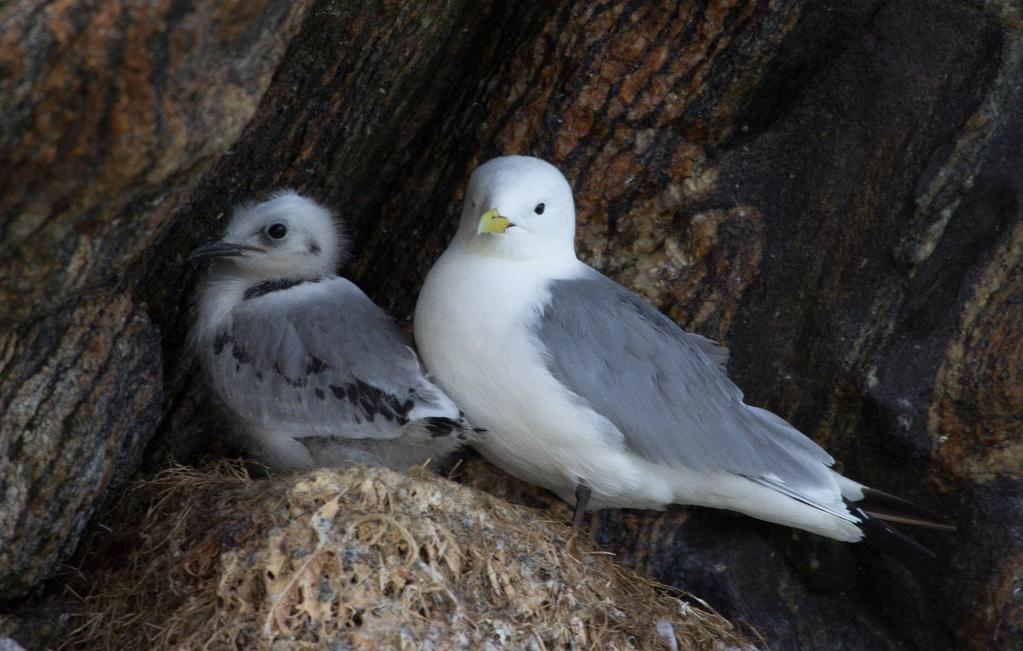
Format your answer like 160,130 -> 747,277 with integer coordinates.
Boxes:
192,275 -> 248,350
414,249 -> 662,504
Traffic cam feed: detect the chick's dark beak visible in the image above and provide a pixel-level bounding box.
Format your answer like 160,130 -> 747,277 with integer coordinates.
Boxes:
189,240 -> 265,262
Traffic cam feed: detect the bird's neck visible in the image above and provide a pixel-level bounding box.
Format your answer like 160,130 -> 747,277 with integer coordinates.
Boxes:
192,272 -> 327,346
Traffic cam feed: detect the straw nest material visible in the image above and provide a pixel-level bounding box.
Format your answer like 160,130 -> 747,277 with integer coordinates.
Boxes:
65,461 -> 753,650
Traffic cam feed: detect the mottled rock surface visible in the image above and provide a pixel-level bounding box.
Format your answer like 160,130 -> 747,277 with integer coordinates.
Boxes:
0,0 -> 312,600
1,0 -> 1020,649
0,293 -> 160,599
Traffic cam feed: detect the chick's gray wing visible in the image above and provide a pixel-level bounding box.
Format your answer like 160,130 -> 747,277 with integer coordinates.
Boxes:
536,268 -> 834,492
206,278 -> 457,439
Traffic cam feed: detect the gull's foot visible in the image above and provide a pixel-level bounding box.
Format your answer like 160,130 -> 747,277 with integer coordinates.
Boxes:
573,484 -> 591,530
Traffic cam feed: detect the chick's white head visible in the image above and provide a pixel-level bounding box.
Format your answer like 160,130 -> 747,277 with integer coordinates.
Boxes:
191,190 -> 346,280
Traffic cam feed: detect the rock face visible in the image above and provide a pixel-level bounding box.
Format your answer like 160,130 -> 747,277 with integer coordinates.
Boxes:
0,0 -> 312,600
0,293 -> 160,599
1,0 -> 1021,649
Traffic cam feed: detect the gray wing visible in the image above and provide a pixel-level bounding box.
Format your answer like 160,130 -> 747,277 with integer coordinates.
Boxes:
536,267 -> 835,494
206,277 -> 459,440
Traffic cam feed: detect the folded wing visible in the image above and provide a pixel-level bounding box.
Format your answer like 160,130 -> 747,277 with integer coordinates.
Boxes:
536,268 -> 845,514
204,277 -> 459,440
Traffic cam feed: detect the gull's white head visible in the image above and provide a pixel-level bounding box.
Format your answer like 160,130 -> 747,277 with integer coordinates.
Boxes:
457,155 -> 576,260
191,190 -> 346,280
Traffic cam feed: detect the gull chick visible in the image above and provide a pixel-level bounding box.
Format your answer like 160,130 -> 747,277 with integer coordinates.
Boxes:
415,155 -> 952,544
191,190 -> 467,471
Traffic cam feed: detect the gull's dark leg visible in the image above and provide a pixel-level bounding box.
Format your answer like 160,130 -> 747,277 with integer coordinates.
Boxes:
573,484 -> 591,529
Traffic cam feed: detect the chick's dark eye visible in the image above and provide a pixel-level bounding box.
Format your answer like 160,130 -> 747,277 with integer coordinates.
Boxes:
266,223 -> 287,239
534,203 -> 546,215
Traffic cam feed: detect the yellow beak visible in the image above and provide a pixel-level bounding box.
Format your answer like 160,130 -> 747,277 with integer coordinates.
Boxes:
476,208 -> 512,234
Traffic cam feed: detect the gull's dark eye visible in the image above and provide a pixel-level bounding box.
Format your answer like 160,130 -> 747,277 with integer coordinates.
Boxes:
534,203 -> 546,215
266,223 -> 287,239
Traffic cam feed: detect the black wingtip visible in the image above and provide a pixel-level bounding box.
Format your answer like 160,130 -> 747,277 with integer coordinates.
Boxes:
856,487 -> 956,532
844,488 -> 955,559
851,504 -> 940,559
423,416 -> 468,439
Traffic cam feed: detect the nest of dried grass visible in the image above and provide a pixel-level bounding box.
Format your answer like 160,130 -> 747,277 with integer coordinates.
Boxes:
64,461 -> 753,650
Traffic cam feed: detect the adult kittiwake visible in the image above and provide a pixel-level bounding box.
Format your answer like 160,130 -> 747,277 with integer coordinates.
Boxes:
414,155 -> 952,544
191,190 -> 468,471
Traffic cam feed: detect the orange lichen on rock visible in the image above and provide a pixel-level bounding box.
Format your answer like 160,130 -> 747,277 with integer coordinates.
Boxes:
930,220 -> 1023,483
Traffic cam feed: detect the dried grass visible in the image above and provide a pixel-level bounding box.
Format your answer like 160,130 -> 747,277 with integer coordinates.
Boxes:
64,461 -> 753,650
